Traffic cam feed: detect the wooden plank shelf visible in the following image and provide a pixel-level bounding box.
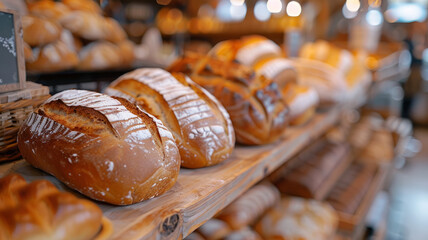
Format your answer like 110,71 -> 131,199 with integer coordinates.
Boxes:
0,106 -> 342,240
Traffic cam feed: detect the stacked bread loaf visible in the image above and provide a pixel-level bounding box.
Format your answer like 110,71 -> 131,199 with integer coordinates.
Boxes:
208,35 -> 319,125
0,174 -> 104,240
168,54 -> 290,145
24,0 -> 135,73
17,89 -> 181,205
105,68 -> 235,168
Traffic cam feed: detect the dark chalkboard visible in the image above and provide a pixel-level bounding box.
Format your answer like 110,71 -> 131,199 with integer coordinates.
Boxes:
0,9 -> 25,93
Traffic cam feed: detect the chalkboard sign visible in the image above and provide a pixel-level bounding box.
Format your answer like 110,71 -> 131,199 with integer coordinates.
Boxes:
0,9 -> 25,93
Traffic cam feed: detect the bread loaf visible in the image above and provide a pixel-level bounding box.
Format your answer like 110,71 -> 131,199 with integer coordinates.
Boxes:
0,174 -> 103,240
22,15 -> 62,47
17,90 -> 181,205
105,68 -> 235,168
60,29 -> 82,53
255,197 -> 338,240
104,18 -> 127,43
253,57 -> 297,90
168,55 -> 290,145
28,0 -> 71,21
60,11 -> 108,41
77,41 -> 122,71
23,42 -> 35,62
217,183 -> 280,230
26,40 -> 79,73
282,83 -> 319,125
117,40 -> 135,67
62,0 -> 102,14
224,227 -> 262,240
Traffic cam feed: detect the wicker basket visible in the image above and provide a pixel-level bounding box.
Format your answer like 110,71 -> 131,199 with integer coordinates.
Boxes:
0,82 -> 50,162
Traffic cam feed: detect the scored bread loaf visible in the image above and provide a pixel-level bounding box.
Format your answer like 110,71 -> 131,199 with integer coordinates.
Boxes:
282,83 -> 319,125
105,68 -> 235,168
0,174 -> 103,240
168,54 -> 290,145
22,15 -> 62,47
17,90 -> 181,205
217,183 -> 280,230
26,40 -> 79,73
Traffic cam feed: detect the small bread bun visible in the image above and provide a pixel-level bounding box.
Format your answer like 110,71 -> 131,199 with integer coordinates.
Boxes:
117,40 -> 135,67
26,40 -> 78,73
60,29 -> 83,52
22,15 -> 62,47
104,18 -> 127,43
17,90 -> 181,205
77,41 -> 122,71
60,11 -> 107,41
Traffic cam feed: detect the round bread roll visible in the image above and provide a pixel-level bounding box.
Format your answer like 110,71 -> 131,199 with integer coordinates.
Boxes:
62,0 -> 102,14
28,0 -> 71,21
26,40 -> 78,73
168,55 -> 290,145
60,29 -> 83,52
105,68 -> 235,168
17,90 -> 181,205
0,174 -> 103,240
77,41 -> 122,71
60,11 -> 108,41
22,15 -> 62,47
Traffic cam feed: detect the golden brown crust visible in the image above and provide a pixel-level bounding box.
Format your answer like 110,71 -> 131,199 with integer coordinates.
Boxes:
62,0 -> 102,14
168,55 -> 290,145
17,90 -> 181,205
0,174 -> 103,240
77,41 -> 122,71
22,15 -> 62,47
105,68 -> 235,168
26,40 -> 79,73
28,0 -> 71,22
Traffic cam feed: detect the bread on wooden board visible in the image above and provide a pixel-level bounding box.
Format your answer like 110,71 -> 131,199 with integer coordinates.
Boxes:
0,174 -> 103,240
105,68 -> 235,168
17,90 -> 181,205
22,15 -> 62,47
168,54 -> 290,145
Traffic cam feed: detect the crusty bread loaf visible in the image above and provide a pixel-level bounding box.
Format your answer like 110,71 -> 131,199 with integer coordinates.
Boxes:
28,0 -> 71,22
292,58 -> 348,106
0,174 -> 103,240
60,11 -> 107,41
217,183 -> 280,230
105,68 -> 235,168
60,12 -> 126,43
22,15 -> 62,47
117,40 -> 135,67
26,40 -> 79,73
60,29 -> 83,53
62,0 -> 102,14
255,197 -> 338,240
17,90 -> 181,205
168,55 -> 290,145
77,41 -> 122,71
253,56 -> 297,90
210,35 -> 282,67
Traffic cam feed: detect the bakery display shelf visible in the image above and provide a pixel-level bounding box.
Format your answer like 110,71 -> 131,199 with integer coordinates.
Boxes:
336,163 -> 391,238
0,105 -> 342,240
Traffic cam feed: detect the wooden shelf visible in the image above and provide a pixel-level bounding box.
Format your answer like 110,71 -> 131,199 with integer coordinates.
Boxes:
0,106 -> 342,240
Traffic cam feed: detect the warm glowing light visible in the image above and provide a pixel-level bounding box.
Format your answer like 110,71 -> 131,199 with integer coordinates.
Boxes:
254,0 -> 271,21
230,0 -> 245,6
345,0 -> 360,12
286,1 -> 301,17
366,9 -> 383,26
198,4 -> 214,18
368,0 -> 381,8
156,0 -> 171,5
384,10 -> 398,23
342,4 -> 358,19
267,0 -> 282,14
